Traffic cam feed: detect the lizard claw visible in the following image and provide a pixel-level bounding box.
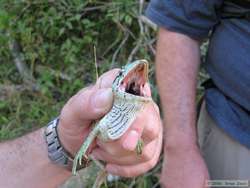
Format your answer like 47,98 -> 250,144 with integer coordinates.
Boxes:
136,139 -> 144,155
71,123 -> 100,175
72,148 -> 90,175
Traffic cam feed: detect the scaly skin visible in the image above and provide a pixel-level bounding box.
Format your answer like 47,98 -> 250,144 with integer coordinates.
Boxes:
72,60 -> 152,175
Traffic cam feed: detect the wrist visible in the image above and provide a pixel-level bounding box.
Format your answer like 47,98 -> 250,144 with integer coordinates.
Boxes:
44,118 -> 89,171
164,129 -> 198,152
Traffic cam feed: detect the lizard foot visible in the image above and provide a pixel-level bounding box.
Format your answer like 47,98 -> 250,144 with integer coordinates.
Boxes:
136,139 -> 144,155
72,147 -> 90,175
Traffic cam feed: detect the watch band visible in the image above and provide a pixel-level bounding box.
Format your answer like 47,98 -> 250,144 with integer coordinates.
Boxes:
44,118 -> 72,167
44,118 -> 88,170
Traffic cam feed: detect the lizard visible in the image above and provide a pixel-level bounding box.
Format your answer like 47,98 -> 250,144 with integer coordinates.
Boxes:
72,59 -> 152,175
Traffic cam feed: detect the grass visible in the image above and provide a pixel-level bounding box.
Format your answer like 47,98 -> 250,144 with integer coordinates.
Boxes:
0,0 -> 208,187
0,0 -> 157,140
0,1 -> 162,187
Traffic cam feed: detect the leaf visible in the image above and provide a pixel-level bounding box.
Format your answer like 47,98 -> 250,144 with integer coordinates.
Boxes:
66,21 -> 73,29
59,28 -> 65,36
75,14 -> 81,21
125,15 -> 132,25
0,10 -> 10,29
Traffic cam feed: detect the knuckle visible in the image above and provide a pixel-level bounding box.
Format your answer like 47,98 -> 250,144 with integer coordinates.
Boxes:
108,148 -> 119,156
147,125 -> 158,140
151,120 -> 161,139
142,150 -> 152,161
141,144 -> 156,161
121,169 -> 133,178
146,159 -> 156,170
96,69 -> 120,88
98,142 -> 114,155
152,102 -> 160,114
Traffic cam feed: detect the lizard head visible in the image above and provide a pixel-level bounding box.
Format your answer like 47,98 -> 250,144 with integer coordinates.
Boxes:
112,59 -> 151,101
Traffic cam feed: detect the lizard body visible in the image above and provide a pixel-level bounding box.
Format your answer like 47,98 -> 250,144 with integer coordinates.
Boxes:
72,59 -> 152,175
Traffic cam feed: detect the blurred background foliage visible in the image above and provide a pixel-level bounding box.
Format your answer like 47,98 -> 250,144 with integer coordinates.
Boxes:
0,0 -> 158,139
0,0 -> 207,187
0,0 -> 161,187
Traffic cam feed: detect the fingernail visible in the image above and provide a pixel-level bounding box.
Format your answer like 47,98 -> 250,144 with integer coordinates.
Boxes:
122,130 -> 139,151
92,88 -> 113,110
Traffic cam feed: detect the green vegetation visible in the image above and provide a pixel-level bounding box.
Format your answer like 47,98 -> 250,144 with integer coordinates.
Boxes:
0,0 -> 158,138
0,0 -> 208,187
0,0 -> 161,187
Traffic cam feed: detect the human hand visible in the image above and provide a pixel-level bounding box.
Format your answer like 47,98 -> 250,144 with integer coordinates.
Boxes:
92,100 -> 163,177
57,69 -> 119,156
161,144 -> 209,188
57,68 -> 163,177
89,71 -> 163,177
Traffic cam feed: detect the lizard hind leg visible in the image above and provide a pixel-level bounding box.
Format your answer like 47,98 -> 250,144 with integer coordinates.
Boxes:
136,139 -> 144,155
72,125 -> 100,175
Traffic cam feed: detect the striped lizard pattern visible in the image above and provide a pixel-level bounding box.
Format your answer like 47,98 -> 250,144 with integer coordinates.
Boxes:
72,60 -> 152,175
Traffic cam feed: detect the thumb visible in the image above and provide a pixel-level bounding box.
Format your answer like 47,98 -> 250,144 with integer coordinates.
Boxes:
60,87 -> 113,129
89,88 -> 114,118
74,87 -> 113,121
57,87 -> 113,156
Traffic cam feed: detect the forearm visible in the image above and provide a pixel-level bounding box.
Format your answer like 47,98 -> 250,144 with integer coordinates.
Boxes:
0,128 -> 71,188
156,28 -> 200,148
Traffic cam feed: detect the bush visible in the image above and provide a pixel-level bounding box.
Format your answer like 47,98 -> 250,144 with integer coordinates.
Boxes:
0,0 -> 157,138
0,1 -> 160,187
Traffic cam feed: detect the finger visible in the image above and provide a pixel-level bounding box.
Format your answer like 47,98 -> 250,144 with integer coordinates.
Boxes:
92,138 -> 158,166
58,87 -> 114,156
121,129 -> 143,151
98,115 -> 145,153
73,69 -> 120,120
96,68 -> 120,89
95,104 -> 155,155
119,119 -> 145,151
144,82 -> 152,97
95,86 -> 160,156
60,69 -> 121,128
60,88 -> 113,126
95,138 -> 132,157
95,129 -> 150,158
73,68 -> 120,98
119,102 -> 160,151
141,103 -> 161,143
105,130 -> 163,177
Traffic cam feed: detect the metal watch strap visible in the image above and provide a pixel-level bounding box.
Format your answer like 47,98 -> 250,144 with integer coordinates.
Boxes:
44,118 -> 72,169
44,118 -> 89,170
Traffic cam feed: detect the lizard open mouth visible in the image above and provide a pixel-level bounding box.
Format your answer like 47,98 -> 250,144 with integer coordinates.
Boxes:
119,62 -> 148,97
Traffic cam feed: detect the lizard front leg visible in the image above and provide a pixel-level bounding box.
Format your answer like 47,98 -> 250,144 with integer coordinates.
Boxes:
72,124 -> 100,175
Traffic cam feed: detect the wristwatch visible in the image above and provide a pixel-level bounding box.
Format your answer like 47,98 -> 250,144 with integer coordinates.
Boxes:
44,117 -> 88,170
